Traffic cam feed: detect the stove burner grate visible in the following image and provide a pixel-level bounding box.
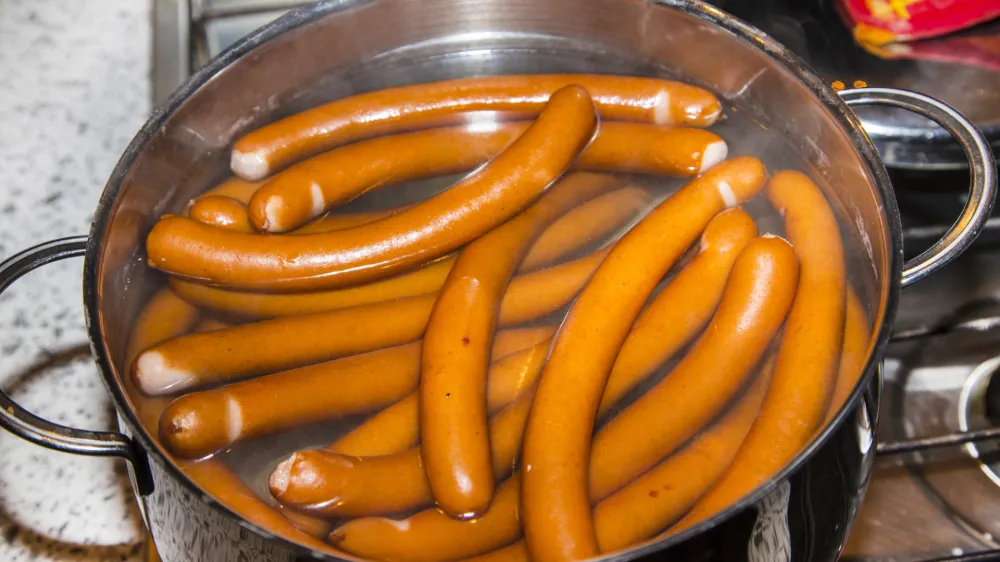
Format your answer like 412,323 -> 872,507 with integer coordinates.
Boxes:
870,300 -> 1000,561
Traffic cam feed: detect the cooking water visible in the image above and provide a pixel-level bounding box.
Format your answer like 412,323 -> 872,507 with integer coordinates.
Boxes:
205,94 -> 873,522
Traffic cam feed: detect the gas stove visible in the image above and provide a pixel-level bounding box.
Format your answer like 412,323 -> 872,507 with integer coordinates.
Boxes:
849,227 -> 1000,561
151,1 -> 1000,560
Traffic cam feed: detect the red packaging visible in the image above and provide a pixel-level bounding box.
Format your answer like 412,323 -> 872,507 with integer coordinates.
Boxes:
863,32 -> 1000,70
837,0 -> 1000,45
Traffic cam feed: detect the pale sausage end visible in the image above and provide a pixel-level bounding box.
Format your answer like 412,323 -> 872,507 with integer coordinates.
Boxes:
135,350 -> 197,395
698,141 -> 729,174
232,150 -> 270,181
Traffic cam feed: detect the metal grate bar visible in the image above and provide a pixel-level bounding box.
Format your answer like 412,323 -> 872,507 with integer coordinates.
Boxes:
923,551 -> 1000,562
877,427 -> 1000,456
880,297 -> 1000,455
891,314 -> 1000,342
196,1 -> 310,21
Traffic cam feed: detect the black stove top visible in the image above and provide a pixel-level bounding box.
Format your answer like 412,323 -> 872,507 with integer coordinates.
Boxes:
715,0 -> 1000,169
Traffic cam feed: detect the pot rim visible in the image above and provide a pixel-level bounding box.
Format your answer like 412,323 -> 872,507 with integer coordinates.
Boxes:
82,0 -> 902,558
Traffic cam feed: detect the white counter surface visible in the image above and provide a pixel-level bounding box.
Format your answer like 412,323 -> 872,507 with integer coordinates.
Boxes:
0,1 -> 151,560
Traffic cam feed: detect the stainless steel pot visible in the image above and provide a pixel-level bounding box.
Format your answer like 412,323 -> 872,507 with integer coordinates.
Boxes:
0,1 -> 995,561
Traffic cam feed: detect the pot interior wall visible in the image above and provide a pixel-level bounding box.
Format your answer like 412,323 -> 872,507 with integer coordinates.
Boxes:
93,0 -> 891,530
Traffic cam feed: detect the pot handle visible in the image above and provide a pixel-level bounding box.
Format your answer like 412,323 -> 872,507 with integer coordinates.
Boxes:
0,236 -> 135,461
840,88 -> 997,288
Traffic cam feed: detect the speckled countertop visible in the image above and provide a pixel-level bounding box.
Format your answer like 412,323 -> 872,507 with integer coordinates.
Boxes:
0,1 -> 151,560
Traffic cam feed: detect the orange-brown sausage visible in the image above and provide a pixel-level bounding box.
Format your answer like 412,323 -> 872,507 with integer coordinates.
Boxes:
488,387 -> 536,483
486,341 -> 549,415
273,325 -> 765,523
193,317 -> 232,332
588,236 -> 798,500
127,293 -> 332,543
421,173 -> 621,519
169,257 -> 456,319
169,176 -> 626,320
824,287 -> 871,424
277,506 -> 334,540
133,294 -> 435,396
124,288 -> 201,433
148,86 -> 598,291
327,394 -> 421,457
192,176 -> 262,204
520,186 -> 652,272
188,195 -> 254,233
320,360 -> 774,560
460,542 -> 529,562
180,459 -> 339,551
159,343 -> 420,459
247,124 -> 524,231
593,355 -> 775,552
323,356 -> 768,561
407,360 -> 777,557
581,121 -> 726,176
598,208 -> 757,414
270,379 -> 535,517
326,475 -> 523,562
461,360 -> 773,558
170,242 -> 607,321
496,248 -> 609,326
248,122 -> 722,232
322,359 -> 769,559
265,231 -> 770,520
520,157 -> 768,562
269,161 -> 767,521
159,329 -> 552,460
327,339 -> 549,459
293,207 -> 400,234
125,289 -> 201,367
489,326 -> 556,362
189,192 -> 400,236
231,74 -> 723,180
187,193 -> 397,235
667,169 -> 847,536
137,252 -> 598,396
273,446 -> 432,518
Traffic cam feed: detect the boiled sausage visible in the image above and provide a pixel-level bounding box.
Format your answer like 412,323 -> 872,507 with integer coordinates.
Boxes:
588,236 -> 798,500
520,157 -> 767,562
247,122 -> 722,232
148,86 -> 598,290
231,74 -> 722,179
665,169 -> 847,536
421,173 -> 621,519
